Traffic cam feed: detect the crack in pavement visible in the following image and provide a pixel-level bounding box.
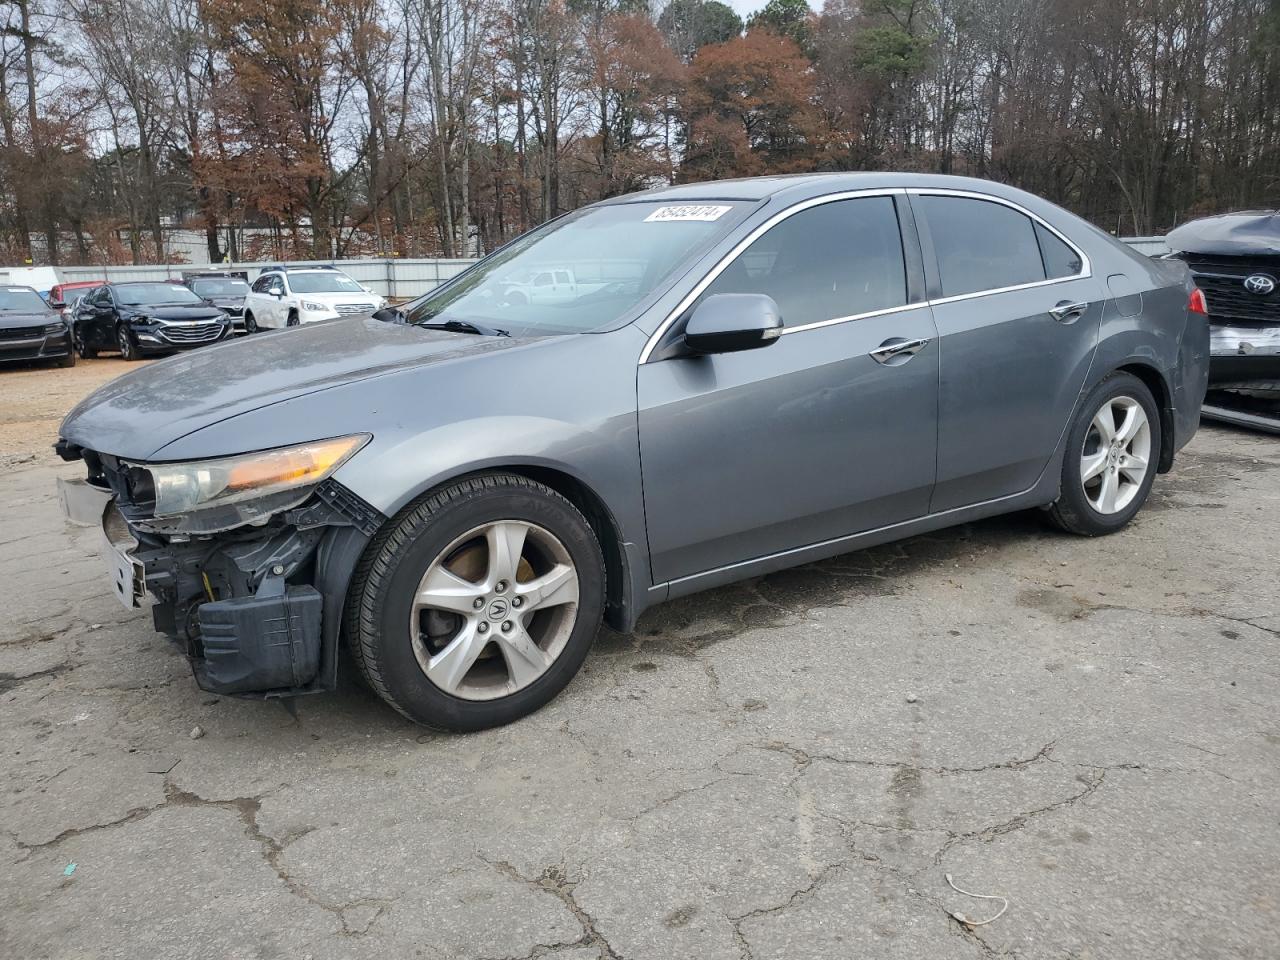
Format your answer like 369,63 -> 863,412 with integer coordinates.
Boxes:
486,860 -> 625,960
761,739 -> 1059,777
17,780 -> 392,938
933,768 -> 1108,864
0,663 -> 68,694
728,858 -> 849,960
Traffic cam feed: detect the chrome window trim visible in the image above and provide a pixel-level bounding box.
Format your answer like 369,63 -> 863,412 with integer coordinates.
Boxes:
638,185 -> 1092,363
638,188 -> 906,363
907,188 -> 1092,304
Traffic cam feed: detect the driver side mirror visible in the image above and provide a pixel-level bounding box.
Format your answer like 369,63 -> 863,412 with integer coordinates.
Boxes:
682,293 -> 783,355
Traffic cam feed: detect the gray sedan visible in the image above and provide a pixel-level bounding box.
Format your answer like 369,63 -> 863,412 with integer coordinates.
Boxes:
56,173 -> 1210,730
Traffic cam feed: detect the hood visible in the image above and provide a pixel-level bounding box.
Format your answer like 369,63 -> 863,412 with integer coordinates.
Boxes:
130,304 -> 228,321
1166,211 -> 1280,257
60,316 -> 532,460
0,310 -> 58,330
296,290 -> 378,303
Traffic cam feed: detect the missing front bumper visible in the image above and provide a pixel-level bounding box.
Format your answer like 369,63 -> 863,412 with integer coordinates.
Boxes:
59,475 -> 376,699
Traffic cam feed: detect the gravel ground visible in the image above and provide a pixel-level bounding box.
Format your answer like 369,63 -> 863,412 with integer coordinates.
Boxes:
1,360 -> 1278,960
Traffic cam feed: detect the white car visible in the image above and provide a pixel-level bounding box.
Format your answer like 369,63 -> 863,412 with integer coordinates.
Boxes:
242,267 -> 385,331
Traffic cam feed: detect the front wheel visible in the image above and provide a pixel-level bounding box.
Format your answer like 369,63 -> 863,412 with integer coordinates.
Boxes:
1046,372 -> 1160,536
117,324 -> 141,361
286,309 -> 299,327
344,473 -> 605,731
74,327 -> 97,359
243,311 -> 259,334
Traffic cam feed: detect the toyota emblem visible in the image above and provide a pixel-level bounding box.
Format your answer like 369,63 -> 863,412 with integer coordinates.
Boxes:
1243,273 -> 1276,295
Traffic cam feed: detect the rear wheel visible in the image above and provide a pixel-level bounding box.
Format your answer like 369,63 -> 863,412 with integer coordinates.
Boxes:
1046,372 -> 1160,536
117,324 -> 141,361
344,473 -> 605,731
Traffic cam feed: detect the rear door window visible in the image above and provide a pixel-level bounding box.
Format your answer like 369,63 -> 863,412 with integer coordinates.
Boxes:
919,195 -> 1047,297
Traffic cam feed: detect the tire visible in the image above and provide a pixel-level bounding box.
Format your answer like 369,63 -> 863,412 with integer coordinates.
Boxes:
286,309 -> 300,327
1046,372 -> 1161,536
344,473 -> 605,731
244,311 -> 259,334
117,324 -> 142,361
74,327 -> 97,360
57,344 -> 76,368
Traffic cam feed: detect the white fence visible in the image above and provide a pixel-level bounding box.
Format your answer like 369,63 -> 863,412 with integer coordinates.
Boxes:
40,237 -> 1171,300
55,258 -> 479,300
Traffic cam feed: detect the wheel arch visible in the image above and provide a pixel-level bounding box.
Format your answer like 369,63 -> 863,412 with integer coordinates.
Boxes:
377,462 -> 635,633
500,465 -> 631,631
1113,361 -> 1175,473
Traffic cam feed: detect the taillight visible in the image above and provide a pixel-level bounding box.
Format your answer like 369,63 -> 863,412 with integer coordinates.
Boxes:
1188,288 -> 1207,315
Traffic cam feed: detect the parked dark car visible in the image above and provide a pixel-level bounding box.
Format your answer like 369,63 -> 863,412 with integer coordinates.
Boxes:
1164,211 -> 1279,398
72,281 -> 233,360
0,284 -> 75,368
57,174 -> 1209,731
183,272 -> 251,333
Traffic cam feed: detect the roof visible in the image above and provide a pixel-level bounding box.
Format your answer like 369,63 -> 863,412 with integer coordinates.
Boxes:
602,171 -> 1055,209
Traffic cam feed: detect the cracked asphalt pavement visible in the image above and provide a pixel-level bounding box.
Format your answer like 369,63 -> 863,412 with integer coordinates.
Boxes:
2,361 -> 1278,960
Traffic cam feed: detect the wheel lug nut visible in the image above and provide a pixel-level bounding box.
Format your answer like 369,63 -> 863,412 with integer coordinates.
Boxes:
511,596 -> 523,608
473,597 -> 485,609
502,621 -> 513,632
496,580 -> 507,593
478,622 -> 489,634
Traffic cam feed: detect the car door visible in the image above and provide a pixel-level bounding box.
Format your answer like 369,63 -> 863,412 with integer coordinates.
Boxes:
84,287 -> 115,347
638,193 -> 940,585
910,191 -> 1105,512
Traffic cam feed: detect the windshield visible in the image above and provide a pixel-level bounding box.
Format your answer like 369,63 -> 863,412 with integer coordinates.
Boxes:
288,272 -> 364,294
0,286 -> 51,313
399,200 -> 750,336
116,283 -> 204,306
190,278 -> 249,297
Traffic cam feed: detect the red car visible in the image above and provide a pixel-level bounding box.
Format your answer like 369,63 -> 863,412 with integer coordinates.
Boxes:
49,280 -> 104,315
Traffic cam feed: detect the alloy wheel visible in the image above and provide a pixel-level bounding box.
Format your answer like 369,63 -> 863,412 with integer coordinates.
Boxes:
409,520 -> 580,701
117,326 -> 134,359
1080,395 -> 1151,514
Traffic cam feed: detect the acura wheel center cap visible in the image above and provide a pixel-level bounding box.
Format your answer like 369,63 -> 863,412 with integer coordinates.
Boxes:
488,598 -> 509,621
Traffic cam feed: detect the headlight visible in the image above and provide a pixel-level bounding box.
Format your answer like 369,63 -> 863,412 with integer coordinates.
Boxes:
135,435 -> 370,533
43,322 -> 65,334
302,301 -> 327,312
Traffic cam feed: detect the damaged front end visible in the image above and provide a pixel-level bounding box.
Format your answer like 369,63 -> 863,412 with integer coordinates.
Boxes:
1165,212 -> 1280,431
56,436 -> 382,699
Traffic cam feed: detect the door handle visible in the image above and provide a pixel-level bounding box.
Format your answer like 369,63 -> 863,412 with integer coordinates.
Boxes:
1049,300 -> 1088,322
869,337 -> 931,365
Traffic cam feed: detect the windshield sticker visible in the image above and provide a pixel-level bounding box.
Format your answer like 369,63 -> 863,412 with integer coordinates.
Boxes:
644,205 -> 732,223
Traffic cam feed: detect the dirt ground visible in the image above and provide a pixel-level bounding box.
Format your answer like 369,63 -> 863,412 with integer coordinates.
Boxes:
1,361 -> 1278,960
0,357 -> 148,468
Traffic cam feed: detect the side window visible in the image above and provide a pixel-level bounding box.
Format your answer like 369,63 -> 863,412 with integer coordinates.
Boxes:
534,273 -> 552,288
700,196 -> 907,329
920,195 -> 1046,297
1035,222 -> 1084,279
251,275 -> 272,293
